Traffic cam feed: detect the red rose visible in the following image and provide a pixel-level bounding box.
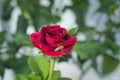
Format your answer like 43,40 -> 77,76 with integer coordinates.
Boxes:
30,25 -> 76,57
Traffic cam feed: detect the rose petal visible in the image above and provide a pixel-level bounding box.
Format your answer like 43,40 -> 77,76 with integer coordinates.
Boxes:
47,28 -> 67,39
39,27 -> 46,42
45,25 -> 60,31
62,34 -> 76,47
46,33 -> 65,45
42,46 -> 72,57
45,27 -> 67,45
30,32 -> 43,48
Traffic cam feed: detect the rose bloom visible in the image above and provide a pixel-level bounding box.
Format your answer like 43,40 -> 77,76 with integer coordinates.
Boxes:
30,25 -> 76,57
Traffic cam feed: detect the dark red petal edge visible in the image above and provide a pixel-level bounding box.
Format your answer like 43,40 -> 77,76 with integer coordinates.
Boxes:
30,32 -> 43,49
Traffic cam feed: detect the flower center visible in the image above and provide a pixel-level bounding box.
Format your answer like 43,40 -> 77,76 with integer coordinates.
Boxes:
54,46 -> 64,52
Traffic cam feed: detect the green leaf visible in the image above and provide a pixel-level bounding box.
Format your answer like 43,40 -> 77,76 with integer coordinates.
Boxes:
73,41 -> 104,60
6,56 -> 30,74
15,74 -> 28,80
68,27 -> 77,35
58,55 -> 72,62
59,78 -> 72,80
104,38 -> 119,54
28,74 -> 42,80
13,33 -> 32,46
92,58 -> 97,71
28,56 -> 49,80
101,55 -> 119,75
0,64 -> 4,76
0,31 -> 6,45
2,0 -> 14,20
17,15 -> 28,33
52,71 -> 61,80
98,0 -> 118,14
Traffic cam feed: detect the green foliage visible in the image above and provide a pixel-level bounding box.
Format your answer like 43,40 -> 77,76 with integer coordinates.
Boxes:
52,71 -> 61,80
13,33 -> 32,47
17,0 -> 60,31
15,73 -> 43,80
0,64 -> 4,76
28,56 -> 49,80
17,15 -> 28,33
28,74 -> 42,80
98,0 -> 119,14
58,78 -> 72,80
74,40 -> 104,60
104,38 -> 119,54
58,54 -> 72,62
0,31 -> 6,45
101,55 -> 119,75
70,0 -> 89,31
4,56 -> 30,74
1,0 -> 14,20
68,27 -> 77,35
15,74 -> 28,80
15,56 -> 71,80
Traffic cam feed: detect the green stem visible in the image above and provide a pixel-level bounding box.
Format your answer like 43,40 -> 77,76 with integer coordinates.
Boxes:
48,58 -> 56,80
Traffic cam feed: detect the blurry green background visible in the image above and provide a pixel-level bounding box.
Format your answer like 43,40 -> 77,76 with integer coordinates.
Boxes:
0,0 -> 120,80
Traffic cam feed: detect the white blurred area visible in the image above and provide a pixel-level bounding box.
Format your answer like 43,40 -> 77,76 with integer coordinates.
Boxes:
0,0 -> 120,80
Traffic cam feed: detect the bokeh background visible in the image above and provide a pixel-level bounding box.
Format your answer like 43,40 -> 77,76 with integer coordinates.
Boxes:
0,0 -> 120,80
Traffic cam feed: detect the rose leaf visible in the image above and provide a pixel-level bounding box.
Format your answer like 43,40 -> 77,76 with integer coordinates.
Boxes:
28,56 -> 49,80
15,74 -> 28,80
58,78 -> 72,80
52,71 -> 61,80
28,74 -> 42,80
101,54 -> 119,76
68,27 -> 77,35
